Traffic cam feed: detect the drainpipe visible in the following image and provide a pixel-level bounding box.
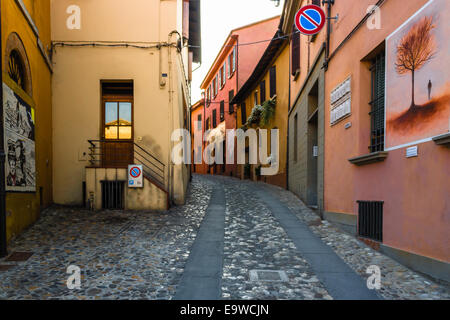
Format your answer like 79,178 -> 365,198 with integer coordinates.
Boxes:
286,32 -> 291,191
0,4 -> 8,258
323,0 -> 334,70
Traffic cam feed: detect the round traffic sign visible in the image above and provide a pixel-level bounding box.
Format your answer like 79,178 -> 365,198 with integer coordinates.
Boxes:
295,4 -> 326,36
129,166 -> 141,178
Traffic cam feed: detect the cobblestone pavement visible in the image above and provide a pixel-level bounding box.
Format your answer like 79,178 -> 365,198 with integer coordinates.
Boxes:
221,176 -> 332,300
0,176 -> 213,300
257,181 -> 450,300
0,174 -> 448,300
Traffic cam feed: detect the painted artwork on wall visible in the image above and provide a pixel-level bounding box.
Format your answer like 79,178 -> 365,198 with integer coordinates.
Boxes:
385,0 -> 450,150
2,83 -> 36,192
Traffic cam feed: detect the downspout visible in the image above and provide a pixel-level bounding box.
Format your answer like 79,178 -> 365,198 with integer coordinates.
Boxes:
235,36 -> 239,178
0,4 -> 7,257
324,0 -> 333,70
286,33 -> 291,191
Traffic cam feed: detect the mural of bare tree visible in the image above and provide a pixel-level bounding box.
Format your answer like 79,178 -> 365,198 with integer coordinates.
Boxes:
395,16 -> 436,108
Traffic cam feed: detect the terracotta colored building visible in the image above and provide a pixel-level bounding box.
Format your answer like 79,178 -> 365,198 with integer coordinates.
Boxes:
232,28 -> 290,188
200,16 -> 280,177
322,0 -> 449,281
283,0 -> 328,214
190,98 -> 207,174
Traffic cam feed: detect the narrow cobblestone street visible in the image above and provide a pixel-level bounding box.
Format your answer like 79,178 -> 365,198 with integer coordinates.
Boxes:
0,175 -> 448,300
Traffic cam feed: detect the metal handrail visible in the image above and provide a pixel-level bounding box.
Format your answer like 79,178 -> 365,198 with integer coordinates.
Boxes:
87,139 -> 166,188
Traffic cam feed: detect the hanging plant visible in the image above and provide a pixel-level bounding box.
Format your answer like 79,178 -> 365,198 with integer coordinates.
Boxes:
260,95 -> 277,126
244,104 -> 263,127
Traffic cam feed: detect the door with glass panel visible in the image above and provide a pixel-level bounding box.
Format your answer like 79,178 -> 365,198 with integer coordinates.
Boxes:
102,99 -> 134,167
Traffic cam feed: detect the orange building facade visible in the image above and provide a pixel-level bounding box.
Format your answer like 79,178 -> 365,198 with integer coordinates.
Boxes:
199,17 -> 280,177
190,99 -> 208,174
322,0 -> 449,281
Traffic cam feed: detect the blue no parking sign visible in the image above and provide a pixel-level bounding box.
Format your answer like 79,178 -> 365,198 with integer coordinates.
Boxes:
295,4 -> 326,36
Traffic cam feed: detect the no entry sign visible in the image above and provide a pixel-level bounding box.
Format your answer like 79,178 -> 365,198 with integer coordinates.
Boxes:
295,4 -> 326,36
128,165 -> 143,188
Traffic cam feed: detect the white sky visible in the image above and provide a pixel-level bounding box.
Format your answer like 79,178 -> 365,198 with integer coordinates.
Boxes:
190,0 -> 284,103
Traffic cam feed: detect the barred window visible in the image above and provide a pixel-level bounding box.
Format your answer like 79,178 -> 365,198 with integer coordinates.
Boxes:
369,52 -> 385,153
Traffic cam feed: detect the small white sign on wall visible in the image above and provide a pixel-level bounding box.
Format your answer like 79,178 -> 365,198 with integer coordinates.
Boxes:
128,165 -> 143,188
330,77 -> 352,125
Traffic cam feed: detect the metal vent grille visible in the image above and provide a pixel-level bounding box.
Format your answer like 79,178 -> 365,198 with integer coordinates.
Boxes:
249,270 -> 289,282
358,201 -> 383,242
101,181 -> 125,210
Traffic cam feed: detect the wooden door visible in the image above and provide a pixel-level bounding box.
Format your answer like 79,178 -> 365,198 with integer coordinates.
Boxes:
102,99 -> 134,167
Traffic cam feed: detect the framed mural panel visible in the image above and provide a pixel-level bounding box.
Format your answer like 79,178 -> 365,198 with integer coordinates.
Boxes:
2,82 -> 36,192
385,0 -> 450,150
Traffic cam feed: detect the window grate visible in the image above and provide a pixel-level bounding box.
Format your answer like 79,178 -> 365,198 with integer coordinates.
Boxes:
101,181 -> 125,210
358,201 -> 383,242
369,52 -> 385,153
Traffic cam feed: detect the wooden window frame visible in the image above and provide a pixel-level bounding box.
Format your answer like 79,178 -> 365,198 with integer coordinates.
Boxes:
270,66 -> 277,98
260,80 -> 266,104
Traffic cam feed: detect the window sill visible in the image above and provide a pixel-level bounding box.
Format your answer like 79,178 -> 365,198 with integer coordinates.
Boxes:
292,69 -> 300,81
432,132 -> 450,146
348,151 -> 388,166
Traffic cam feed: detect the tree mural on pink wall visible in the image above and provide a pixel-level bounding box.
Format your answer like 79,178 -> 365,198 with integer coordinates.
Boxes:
395,16 -> 436,109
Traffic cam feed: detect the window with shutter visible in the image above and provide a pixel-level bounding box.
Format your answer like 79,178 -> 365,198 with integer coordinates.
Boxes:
228,55 -> 231,78
229,90 -> 235,114
215,75 -> 218,96
254,92 -> 258,106
197,115 -> 202,130
369,52 -> 385,152
206,117 -> 210,130
270,66 -> 277,98
222,63 -> 226,86
206,87 -> 210,107
241,102 -> 247,126
212,109 -> 217,128
260,80 -> 266,103
232,47 -> 236,73
220,101 -> 225,121
218,71 -> 222,90
291,25 -> 300,76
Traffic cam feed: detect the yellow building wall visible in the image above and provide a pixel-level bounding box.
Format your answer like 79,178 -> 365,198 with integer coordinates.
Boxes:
1,0 -> 53,242
51,0 -> 190,206
236,44 -> 289,188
